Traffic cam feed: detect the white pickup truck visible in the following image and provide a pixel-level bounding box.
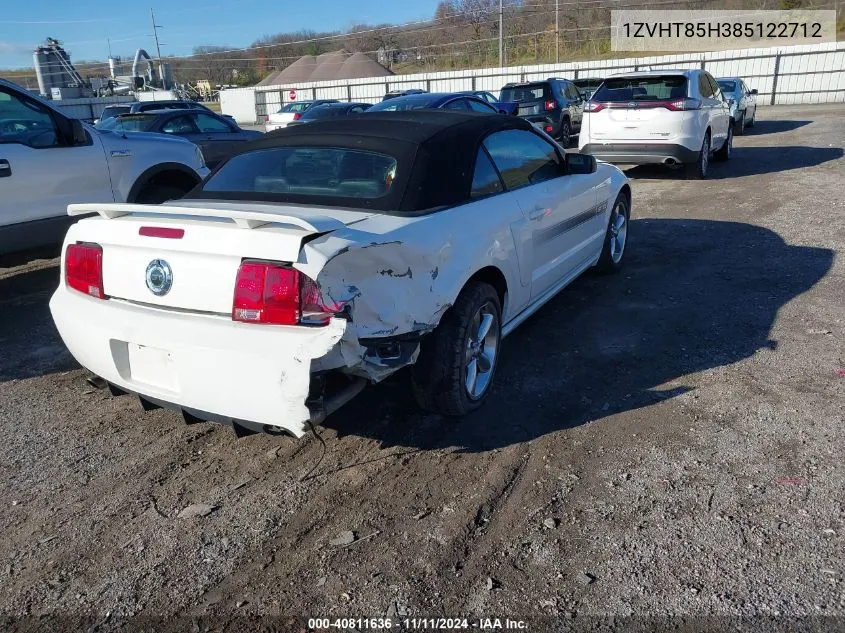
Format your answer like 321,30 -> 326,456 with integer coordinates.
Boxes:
0,78 -> 210,259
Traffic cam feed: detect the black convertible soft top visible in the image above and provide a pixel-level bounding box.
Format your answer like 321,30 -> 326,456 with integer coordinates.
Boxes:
189,111 -> 538,213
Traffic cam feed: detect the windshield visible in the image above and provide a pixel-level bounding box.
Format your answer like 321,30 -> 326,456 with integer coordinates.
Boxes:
98,106 -> 130,121
95,114 -> 155,131
200,147 -> 398,200
718,80 -> 737,93
592,76 -> 687,102
367,95 -> 438,112
499,84 -> 551,102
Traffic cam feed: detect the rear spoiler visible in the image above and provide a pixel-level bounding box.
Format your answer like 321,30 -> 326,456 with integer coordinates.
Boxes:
67,203 -> 345,233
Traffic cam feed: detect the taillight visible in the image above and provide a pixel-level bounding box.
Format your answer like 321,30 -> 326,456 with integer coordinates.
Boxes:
665,98 -> 701,111
264,115 -> 269,123
65,243 -> 104,299
544,100 -> 556,111
232,261 -> 338,326
584,101 -> 606,112
139,226 -> 184,239
292,112 -> 302,120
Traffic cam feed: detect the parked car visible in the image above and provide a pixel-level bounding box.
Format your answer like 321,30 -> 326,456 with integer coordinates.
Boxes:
285,102 -> 372,127
499,78 -> 584,146
96,109 -> 262,169
49,111 -> 631,439
265,100 -> 340,131
717,77 -> 758,135
382,88 -> 428,101
461,90 -> 518,116
0,78 -> 208,260
578,70 -> 732,179
95,100 -> 230,125
366,92 -> 501,114
572,77 -> 605,100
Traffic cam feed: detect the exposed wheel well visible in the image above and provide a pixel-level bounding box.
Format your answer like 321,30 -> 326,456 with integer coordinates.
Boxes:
129,167 -> 201,203
465,266 -> 508,309
619,184 -> 632,215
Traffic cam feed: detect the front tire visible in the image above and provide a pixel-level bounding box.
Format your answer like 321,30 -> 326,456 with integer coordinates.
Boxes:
747,109 -> 755,128
557,119 -> 572,148
685,132 -> 710,180
596,193 -> 630,273
411,282 -> 502,416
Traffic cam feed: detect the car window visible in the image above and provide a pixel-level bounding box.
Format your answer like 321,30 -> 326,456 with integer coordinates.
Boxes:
499,84 -> 551,102
280,103 -> 310,113
707,75 -> 722,100
593,76 -> 687,102
471,148 -> 504,199
443,99 -> 470,111
97,114 -> 153,132
698,74 -> 714,98
718,80 -> 737,93
483,129 -> 561,190
201,147 -> 398,200
0,88 -> 59,148
99,106 -> 130,120
467,99 -> 496,113
193,113 -> 232,133
350,106 -> 365,113
161,115 -> 198,134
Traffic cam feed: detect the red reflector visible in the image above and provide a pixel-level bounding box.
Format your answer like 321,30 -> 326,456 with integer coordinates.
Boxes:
544,125 -> 553,133
544,100 -> 556,111
65,243 -> 104,299
139,226 -> 185,239
232,262 -> 300,325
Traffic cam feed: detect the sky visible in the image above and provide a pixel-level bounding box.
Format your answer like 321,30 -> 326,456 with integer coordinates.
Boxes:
0,0 -> 441,70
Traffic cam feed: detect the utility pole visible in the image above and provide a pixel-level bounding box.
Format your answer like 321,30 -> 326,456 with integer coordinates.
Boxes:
499,0 -> 504,68
150,8 -> 164,87
555,0 -> 559,63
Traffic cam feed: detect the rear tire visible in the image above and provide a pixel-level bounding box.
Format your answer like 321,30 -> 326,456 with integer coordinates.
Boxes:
734,111 -> 746,135
411,282 -> 502,416
134,185 -> 188,204
714,125 -> 733,162
557,119 -> 572,147
685,133 -> 710,180
747,110 -> 755,128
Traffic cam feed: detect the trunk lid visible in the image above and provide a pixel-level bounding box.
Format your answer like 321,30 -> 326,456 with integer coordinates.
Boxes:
67,201 -> 370,315
589,106 -> 686,141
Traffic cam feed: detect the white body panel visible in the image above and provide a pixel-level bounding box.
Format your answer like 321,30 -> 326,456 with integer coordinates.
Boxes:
49,163 -> 629,436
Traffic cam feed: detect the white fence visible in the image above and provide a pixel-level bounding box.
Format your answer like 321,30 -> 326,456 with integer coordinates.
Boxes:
220,41 -> 845,125
51,95 -> 136,122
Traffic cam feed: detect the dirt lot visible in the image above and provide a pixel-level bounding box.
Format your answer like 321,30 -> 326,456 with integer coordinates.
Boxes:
1,104 -> 843,632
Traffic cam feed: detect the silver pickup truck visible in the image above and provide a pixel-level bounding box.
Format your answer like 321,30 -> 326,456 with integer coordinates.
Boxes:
0,78 -> 210,259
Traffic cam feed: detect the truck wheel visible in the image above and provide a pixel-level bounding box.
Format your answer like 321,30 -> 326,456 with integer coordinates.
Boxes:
411,282 -> 502,416
131,171 -> 199,204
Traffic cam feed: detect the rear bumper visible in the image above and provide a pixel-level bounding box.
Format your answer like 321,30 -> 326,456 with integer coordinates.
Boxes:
580,143 -> 699,165
49,287 -> 347,437
264,122 -> 290,132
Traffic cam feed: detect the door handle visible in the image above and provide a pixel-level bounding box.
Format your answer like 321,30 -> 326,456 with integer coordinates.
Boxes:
0,160 -> 10,177
528,208 -> 547,221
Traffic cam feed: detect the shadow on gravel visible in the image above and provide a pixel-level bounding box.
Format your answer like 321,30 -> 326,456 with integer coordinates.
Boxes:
324,219 -> 833,452
625,146 -> 843,180
0,264 -> 76,382
744,119 -> 812,135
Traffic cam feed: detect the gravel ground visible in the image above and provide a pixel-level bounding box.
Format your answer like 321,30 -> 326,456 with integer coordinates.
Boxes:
0,104 -> 843,633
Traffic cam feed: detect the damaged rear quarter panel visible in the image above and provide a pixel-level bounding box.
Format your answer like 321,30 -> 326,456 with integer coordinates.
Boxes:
295,199 -> 528,374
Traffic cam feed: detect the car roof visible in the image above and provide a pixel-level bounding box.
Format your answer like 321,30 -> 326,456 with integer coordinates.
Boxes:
608,69 -> 695,78
120,108 -> 210,116
716,77 -> 742,82
194,111 -> 536,214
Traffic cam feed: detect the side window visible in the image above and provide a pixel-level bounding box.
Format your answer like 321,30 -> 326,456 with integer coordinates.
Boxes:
564,83 -> 578,100
443,99 -> 470,111
161,115 -> 198,134
698,74 -> 714,99
471,148 -> 504,198
467,99 -> 496,113
0,88 -> 59,148
193,113 -> 232,133
350,106 -> 365,113
483,129 -> 561,190
707,75 -> 722,100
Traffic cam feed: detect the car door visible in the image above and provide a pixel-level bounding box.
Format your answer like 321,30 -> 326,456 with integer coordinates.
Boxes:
0,85 -> 113,249
563,81 -> 584,130
186,113 -> 247,168
482,129 -> 600,300
442,98 -> 471,111
466,99 -> 498,113
742,81 -> 757,121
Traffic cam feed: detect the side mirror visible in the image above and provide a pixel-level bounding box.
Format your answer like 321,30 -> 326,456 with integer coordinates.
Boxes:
566,153 -> 597,174
750,89 -> 758,95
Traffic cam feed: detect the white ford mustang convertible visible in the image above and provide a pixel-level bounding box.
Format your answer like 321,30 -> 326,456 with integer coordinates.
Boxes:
50,111 -> 631,438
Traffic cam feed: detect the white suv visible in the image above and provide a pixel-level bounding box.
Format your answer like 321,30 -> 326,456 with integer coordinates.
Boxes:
578,70 -> 732,179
